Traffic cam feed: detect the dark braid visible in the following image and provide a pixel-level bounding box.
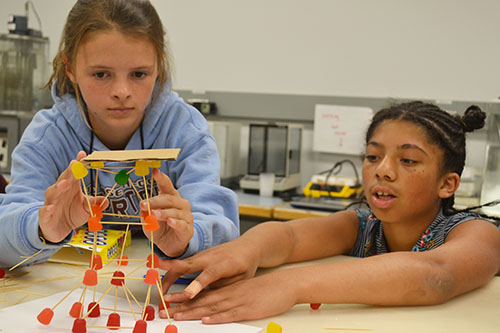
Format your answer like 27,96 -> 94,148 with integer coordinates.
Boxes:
365,101 -> 486,215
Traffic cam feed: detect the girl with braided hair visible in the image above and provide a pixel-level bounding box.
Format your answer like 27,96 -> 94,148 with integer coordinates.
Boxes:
155,101 -> 500,324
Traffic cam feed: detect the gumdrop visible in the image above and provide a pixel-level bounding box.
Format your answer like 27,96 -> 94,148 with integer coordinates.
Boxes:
90,161 -> 104,168
118,255 -> 129,266
107,313 -> 121,330
37,308 -> 54,325
158,300 -> 170,311
83,269 -> 98,286
310,303 -> 321,310
88,216 -> 103,232
148,160 -> 161,168
91,204 -> 103,219
71,161 -> 88,180
69,301 -> 83,318
165,324 -> 178,333
135,160 -> 149,176
266,321 -> 282,333
72,318 -> 87,333
147,254 -> 159,268
89,254 -> 103,270
111,271 -> 125,286
115,170 -> 130,186
144,269 -> 159,285
144,215 -> 159,231
133,320 -> 147,333
87,301 -> 101,317
0,268 -> 5,278
144,305 -> 155,321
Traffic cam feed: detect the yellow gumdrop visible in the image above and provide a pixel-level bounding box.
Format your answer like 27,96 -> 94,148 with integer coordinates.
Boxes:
71,161 -> 88,179
147,160 -> 161,169
135,160 -> 149,176
90,161 -> 105,168
267,321 -> 282,333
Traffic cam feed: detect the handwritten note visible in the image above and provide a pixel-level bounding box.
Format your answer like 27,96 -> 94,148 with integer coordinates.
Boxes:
313,104 -> 373,155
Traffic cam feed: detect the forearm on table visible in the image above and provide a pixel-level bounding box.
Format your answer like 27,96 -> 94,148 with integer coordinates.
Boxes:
288,252 -> 463,306
240,221 -> 296,268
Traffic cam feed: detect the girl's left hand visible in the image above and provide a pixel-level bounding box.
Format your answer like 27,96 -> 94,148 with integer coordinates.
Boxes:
140,168 -> 193,257
165,271 -> 297,324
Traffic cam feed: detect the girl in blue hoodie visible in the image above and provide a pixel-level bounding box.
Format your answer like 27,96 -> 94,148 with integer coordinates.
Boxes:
0,0 -> 239,268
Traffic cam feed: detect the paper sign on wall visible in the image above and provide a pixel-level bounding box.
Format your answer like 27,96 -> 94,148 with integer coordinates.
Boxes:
313,104 -> 373,155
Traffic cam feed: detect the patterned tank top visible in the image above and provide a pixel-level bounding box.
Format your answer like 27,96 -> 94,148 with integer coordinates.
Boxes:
350,208 -> 479,257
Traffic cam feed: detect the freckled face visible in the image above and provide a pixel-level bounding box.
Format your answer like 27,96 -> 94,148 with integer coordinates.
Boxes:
362,120 -> 446,224
66,30 -> 158,147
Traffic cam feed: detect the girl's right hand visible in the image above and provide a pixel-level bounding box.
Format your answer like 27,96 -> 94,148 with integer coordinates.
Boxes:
38,151 -> 108,243
158,237 -> 261,307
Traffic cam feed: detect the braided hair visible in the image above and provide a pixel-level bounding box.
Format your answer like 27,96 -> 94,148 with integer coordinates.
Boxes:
365,101 -> 486,215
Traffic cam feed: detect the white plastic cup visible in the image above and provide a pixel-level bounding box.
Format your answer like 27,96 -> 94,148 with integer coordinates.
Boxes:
259,173 -> 275,197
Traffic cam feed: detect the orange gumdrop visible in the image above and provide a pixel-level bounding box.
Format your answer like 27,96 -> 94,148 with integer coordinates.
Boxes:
107,313 -> 121,330
158,300 -> 170,311
88,301 -> 101,317
147,254 -> 159,268
310,303 -> 321,310
144,305 -> 155,321
37,308 -> 54,325
83,269 -> 98,286
165,324 -> 178,333
144,215 -> 159,231
89,254 -> 103,270
72,318 -> 87,333
69,301 -> 83,318
117,255 -> 129,266
111,271 -> 125,286
144,269 -> 159,285
91,204 -> 103,219
88,216 -> 102,232
133,320 -> 147,333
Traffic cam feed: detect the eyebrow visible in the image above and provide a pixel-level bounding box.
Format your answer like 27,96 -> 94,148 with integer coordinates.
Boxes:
367,141 -> 428,155
87,65 -> 155,71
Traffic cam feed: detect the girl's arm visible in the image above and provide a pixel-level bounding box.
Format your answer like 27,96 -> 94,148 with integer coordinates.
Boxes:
166,218 -> 500,323
159,210 -> 359,299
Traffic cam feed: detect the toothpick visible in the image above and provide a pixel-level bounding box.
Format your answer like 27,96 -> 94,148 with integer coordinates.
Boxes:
122,283 -> 143,312
82,284 -> 113,319
103,212 -> 141,218
323,329 -> 372,331
128,177 -> 144,201
101,221 -> 145,226
156,279 -> 173,324
100,182 -> 118,208
51,280 -> 83,310
9,249 -> 43,271
87,325 -> 134,329
100,307 -> 141,315
143,175 -> 151,214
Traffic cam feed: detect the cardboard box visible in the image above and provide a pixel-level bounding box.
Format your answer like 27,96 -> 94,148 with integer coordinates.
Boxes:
49,228 -> 132,266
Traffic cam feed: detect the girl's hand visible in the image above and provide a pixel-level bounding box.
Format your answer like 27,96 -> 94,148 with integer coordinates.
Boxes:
158,237 -> 260,305
38,151 -> 108,243
166,271 -> 297,324
141,168 -> 193,257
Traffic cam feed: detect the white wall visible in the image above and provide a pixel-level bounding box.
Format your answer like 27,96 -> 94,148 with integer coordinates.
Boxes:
1,0 -> 499,101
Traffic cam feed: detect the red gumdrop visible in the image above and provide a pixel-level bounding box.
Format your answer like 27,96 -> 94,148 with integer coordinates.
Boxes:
37,308 -> 54,325
165,324 -> 178,333
133,320 -> 147,333
69,301 -> 83,318
107,313 -> 121,330
144,215 -> 159,231
89,254 -> 103,270
147,254 -> 159,268
72,318 -> 86,333
111,271 -> 125,286
83,269 -> 98,286
88,216 -> 102,232
144,305 -> 155,321
87,301 -> 101,317
158,300 -> 170,311
0,268 -> 5,278
117,255 -> 129,266
91,204 -> 103,219
144,269 -> 159,285
310,303 -> 322,310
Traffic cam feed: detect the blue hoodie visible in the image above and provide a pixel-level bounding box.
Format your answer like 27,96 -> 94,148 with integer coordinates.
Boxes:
0,85 -> 239,268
